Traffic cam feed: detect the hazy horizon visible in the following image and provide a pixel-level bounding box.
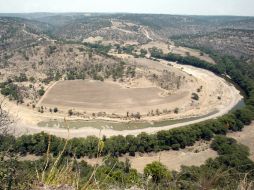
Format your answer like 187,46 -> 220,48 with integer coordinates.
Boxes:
0,0 -> 253,16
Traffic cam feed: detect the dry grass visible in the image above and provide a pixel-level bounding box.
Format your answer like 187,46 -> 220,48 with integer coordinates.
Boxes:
35,123 -> 113,190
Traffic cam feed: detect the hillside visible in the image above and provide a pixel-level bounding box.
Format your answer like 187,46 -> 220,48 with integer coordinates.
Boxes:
0,13 -> 254,190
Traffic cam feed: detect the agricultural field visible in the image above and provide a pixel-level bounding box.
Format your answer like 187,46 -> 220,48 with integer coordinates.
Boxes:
39,80 -> 189,115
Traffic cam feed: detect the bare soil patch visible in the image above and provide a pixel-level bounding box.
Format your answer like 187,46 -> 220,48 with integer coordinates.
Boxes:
39,80 -> 189,115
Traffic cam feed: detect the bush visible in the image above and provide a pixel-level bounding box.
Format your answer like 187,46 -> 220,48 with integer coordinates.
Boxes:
174,108 -> 179,114
0,82 -> 23,102
144,161 -> 172,183
38,87 -> 45,96
191,93 -> 199,101
172,144 -> 181,150
68,109 -> 73,116
14,73 -> 28,82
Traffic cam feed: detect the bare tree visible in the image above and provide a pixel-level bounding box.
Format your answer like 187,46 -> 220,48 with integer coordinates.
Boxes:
0,99 -> 16,190
0,99 -> 14,136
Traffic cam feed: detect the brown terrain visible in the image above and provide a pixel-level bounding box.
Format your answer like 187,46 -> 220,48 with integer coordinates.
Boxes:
0,14 -> 253,190
0,14 -> 249,139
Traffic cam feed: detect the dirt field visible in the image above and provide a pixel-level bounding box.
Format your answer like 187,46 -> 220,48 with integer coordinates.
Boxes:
39,80 -> 189,115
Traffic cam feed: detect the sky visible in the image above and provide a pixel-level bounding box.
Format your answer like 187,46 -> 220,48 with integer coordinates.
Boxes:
0,0 -> 253,16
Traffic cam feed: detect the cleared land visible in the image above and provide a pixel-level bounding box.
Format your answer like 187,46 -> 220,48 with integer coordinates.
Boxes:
82,141 -> 217,173
39,80 -> 189,115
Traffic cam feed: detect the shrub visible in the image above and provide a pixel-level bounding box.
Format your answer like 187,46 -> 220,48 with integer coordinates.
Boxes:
68,109 -> 73,116
144,161 -> 172,183
38,87 -> 45,96
192,93 -> 199,101
53,107 -> 58,113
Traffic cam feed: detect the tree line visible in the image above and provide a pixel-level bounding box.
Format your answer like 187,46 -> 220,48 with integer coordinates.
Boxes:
1,134 -> 254,189
0,109 -> 250,158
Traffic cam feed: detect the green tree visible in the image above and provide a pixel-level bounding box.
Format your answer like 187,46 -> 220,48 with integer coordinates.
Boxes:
38,87 -> 45,96
144,161 -> 172,183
